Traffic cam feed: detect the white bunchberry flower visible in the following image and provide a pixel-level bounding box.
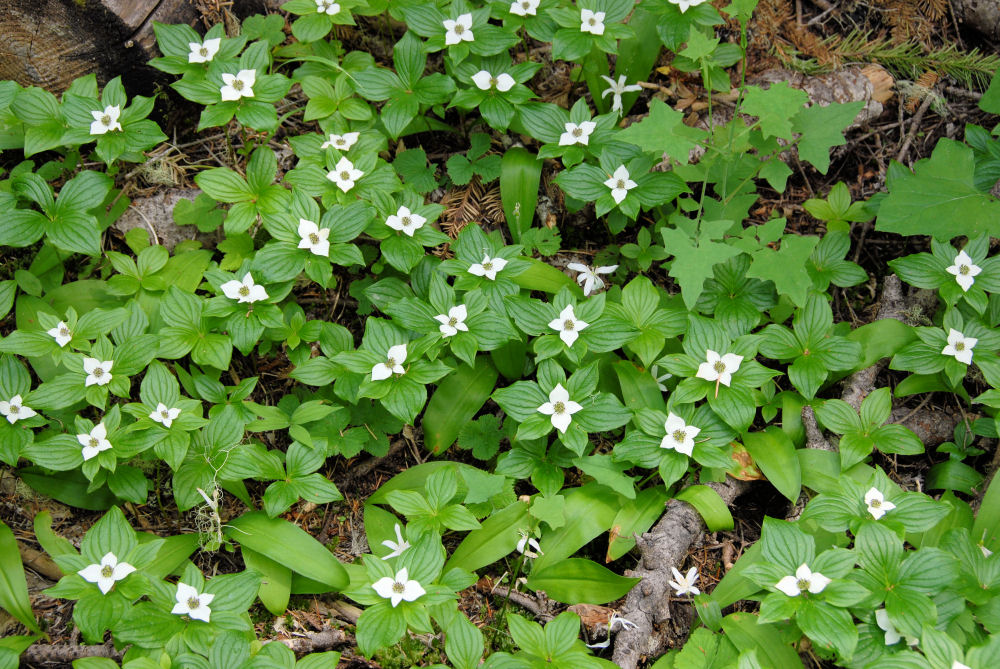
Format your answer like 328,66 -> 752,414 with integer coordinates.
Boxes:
660,412 -> 699,456
443,14 -> 474,46
326,156 -> 364,192
83,358 -> 114,387
187,37 -> 221,64
946,250 -> 982,292
77,423 -> 112,461
509,0 -> 539,16
78,552 -> 136,595
385,206 -> 426,237
567,262 -> 617,296
537,383 -> 583,434
90,106 -> 122,135
149,403 -> 181,428
1,394 -> 36,424
468,254 -> 508,281
171,582 -> 214,622
864,487 -> 896,520
670,0 -> 709,12
559,121 -> 597,146
548,305 -> 588,347
516,529 -> 542,558
471,70 -> 516,92
219,69 -> 256,101
600,74 -> 642,115
297,218 -> 331,257
381,523 -> 411,560
47,321 -> 72,347
696,350 -> 743,391
580,9 -> 605,35
942,328 -> 977,365
372,344 -> 407,381
874,609 -> 918,646
586,612 -> 638,649
372,567 -> 425,607
435,305 -> 469,338
604,165 -> 637,204
320,132 -> 359,151
315,0 -> 340,14
669,567 -> 700,596
221,273 -> 268,304
775,563 -> 831,596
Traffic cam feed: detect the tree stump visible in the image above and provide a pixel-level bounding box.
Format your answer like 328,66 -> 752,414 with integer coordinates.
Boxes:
0,0 -> 200,94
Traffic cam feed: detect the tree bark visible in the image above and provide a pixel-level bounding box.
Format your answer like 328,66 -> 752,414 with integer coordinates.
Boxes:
0,0 -> 200,94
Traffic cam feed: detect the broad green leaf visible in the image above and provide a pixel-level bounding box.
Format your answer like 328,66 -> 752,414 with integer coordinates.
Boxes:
422,356 -> 498,454
500,147 -> 542,243
676,485 -> 734,531
742,427 -> 801,502
618,99 -> 706,164
525,558 -> 639,605
445,500 -> 530,573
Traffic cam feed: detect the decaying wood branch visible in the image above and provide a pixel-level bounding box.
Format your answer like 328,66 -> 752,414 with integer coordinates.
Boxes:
611,478 -> 748,669
20,641 -> 123,665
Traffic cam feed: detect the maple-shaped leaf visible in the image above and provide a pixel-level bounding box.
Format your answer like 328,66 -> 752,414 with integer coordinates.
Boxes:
619,99 -> 707,164
742,82 -> 808,140
747,233 -> 819,307
662,222 -> 741,309
791,101 -> 863,174
875,138 -> 1000,240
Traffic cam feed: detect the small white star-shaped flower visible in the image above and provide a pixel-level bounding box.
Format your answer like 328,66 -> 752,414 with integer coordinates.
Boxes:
670,0 -> 709,12
435,305 -> 469,337
775,563 -> 831,597
315,0 -> 340,14
874,609 -> 918,646
946,250 -> 982,292
149,403 -> 181,428
548,304 -> 588,347
0,394 -> 37,424
669,566 -> 700,596
372,344 -> 407,381
942,328 -> 977,365
516,529 -> 542,558
600,74 -> 642,115
78,552 -> 136,595
468,254 -> 508,281
90,106 -> 122,135
385,206 -> 426,237
864,487 -> 896,520
660,412 -> 699,456
372,567 -> 425,607
509,0 -> 539,16
580,9 -> 606,35
443,13 -> 474,46
696,350 -> 743,393
221,273 -> 268,304
83,358 -> 114,387
77,422 -> 112,461
171,582 -> 214,622
537,383 -> 583,434
219,69 -> 256,101
47,321 -> 72,347
297,218 -> 331,257
380,523 -> 411,560
566,262 -> 617,296
471,70 -> 516,92
187,37 -> 221,64
604,165 -> 637,204
326,157 -> 364,192
320,132 -> 359,151
559,121 -> 597,146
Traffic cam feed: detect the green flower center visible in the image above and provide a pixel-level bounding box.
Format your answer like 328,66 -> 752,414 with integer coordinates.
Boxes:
448,317 -> 458,326
233,80 -> 244,91
60,327 -> 70,337
673,429 -> 686,443
588,17 -> 596,25
482,262 -> 493,271
238,285 -> 250,296
713,361 -> 726,373
572,127 -> 583,137
392,581 -> 406,593
796,578 -> 810,591
563,319 -> 575,330
101,114 -> 111,125
199,47 -> 208,57
89,437 -> 99,448
9,405 -> 19,414
340,171 -> 351,181
960,265 -> 970,275
870,499 -> 882,508
553,401 -> 565,414
386,357 -> 397,368
187,597 -> 201,609
101,565 -> 114,578
454,24 -> 465,34
956,342 -> 966,351
309,233 -> 320,244
93,367 -> 104,377
161,409 -> 171,419
615,179 -> 626,189
401,216 -> 412,226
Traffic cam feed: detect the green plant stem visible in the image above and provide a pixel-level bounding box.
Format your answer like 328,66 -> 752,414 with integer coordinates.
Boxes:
488,554 -> 528,652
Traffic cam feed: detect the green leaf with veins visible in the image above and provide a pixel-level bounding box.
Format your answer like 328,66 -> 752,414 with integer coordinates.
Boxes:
792,101 -> 864,174
618,99 -> 706,164
747,233 -> 820,307
742,82 -> 808,140
662,223 -> 742,310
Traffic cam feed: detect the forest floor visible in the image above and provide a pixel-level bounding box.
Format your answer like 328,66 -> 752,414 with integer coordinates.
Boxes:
3,0 -> 1000,667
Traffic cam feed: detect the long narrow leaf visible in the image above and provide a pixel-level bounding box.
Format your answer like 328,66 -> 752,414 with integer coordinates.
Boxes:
0,520 -> 41,633
499,147 -> 542,243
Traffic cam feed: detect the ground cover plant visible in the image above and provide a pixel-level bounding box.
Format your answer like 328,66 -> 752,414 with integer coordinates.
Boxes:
2,0 -> 1000,667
